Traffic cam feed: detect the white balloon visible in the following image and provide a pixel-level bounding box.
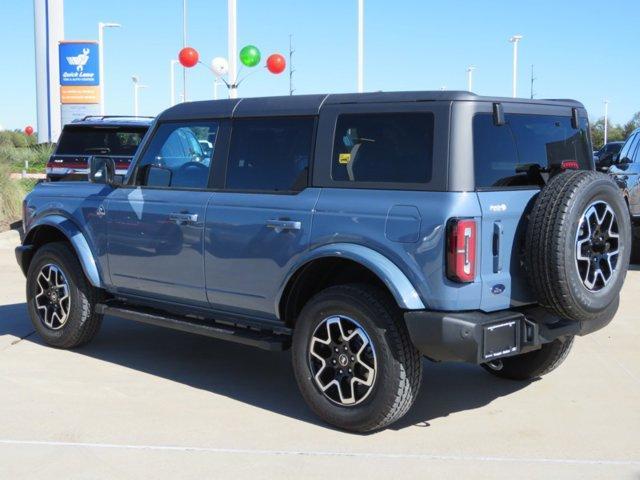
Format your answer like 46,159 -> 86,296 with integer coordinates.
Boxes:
211,57 -> 229,77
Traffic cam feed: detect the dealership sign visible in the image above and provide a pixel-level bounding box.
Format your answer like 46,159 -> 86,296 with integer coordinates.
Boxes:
59,41 -> 100,85
58,41 -> 101,123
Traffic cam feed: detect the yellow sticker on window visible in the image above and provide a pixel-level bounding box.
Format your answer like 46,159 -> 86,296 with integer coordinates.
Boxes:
338,153 -> 351,165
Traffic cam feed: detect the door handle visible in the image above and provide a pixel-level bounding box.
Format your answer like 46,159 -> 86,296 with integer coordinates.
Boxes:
493,221 -> 503,273
169,212 -> 199,225
266,219 -> 301,232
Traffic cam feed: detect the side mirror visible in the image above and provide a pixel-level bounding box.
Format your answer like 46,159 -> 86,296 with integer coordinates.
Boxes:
144,165 -> 172,187
89,156 -> 117,185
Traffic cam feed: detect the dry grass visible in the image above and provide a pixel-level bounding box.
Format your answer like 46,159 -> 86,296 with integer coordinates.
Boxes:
0,162 -> 26,231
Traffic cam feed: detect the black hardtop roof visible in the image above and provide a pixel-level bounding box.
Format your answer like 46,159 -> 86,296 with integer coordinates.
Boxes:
158,91 -> 585,121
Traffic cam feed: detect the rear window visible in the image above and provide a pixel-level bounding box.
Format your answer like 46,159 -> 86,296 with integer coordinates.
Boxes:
332,113 -> 434,184
56,126 -> 148,156
473,113 -> 592,189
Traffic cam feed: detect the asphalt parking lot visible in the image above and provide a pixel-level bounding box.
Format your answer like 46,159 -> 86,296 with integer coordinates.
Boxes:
0,229 -> 638,479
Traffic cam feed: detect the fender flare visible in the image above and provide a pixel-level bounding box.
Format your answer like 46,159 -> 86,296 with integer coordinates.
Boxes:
277,243 -> 426,311
23,215 -> 102,288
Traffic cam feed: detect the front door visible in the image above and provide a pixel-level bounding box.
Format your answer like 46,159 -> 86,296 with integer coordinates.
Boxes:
106,120 -> 220,306
204,116 -> 319,318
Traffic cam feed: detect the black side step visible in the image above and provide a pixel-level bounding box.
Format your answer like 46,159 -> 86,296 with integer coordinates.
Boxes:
96,304 -> 290,351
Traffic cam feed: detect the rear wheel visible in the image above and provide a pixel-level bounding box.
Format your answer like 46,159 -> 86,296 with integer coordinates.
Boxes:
26,242 -> 103,349
482,336 -> 574,381
292,284 -> 422,433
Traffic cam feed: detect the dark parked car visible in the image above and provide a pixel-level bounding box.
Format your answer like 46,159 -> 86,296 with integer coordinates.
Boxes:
594,141 -> 624,170
16,92 -> 631,432
608,128 -> 640,255
46,116 -> 152,181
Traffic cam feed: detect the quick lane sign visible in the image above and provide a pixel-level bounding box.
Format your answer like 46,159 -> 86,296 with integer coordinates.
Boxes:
58,41 -> 100,120
59,41 -> 100,86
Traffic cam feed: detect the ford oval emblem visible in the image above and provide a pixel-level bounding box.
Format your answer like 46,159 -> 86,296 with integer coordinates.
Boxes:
491,284 -> 505,295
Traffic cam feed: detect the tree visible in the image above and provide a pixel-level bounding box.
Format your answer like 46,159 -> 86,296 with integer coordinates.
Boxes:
590,111 -> 638,149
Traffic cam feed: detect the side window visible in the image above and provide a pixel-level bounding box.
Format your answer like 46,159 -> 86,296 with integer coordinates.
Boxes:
135,122 -> 218,189
623,134 -> 639,163
473,114 -> 519,188
474,113 -> 592,189
332,113 -> 434,184
617,134 -> 636,162
226,117 -> 314,192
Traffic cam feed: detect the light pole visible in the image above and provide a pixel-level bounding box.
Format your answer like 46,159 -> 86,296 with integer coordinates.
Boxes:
228,0 -> 238,98
509,35 -> 523,98
466,65 -> 476,92
98,22 -> 121,115
170,59 -> 179,106
357,0 -> 364,92
604,100 -> 609,145
182,0 -> 188,101
132,76 -> 147,116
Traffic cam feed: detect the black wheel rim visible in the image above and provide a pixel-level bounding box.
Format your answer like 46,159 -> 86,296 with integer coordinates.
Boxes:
308,315 -> 377,406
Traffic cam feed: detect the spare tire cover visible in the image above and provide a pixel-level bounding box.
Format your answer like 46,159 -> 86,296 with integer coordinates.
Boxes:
524,170 -> 631,323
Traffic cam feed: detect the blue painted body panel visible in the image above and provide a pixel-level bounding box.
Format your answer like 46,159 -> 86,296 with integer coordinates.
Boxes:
105,187 -> 213,306
203,188 -> 320,319
20,178 -> 540,321
310,189 -> 483,311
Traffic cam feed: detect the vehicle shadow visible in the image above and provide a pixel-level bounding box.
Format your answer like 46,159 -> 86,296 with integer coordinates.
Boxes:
0,302 -> 531,433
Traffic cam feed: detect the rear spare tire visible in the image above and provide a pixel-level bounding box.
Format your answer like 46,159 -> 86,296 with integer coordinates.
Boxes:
525,170 -> 631,323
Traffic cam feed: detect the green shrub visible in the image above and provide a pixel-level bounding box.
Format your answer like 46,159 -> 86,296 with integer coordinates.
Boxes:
0,143 -> 52,173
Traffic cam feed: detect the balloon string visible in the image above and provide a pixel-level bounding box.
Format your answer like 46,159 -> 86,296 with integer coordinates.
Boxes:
197,61 -> 231,88
237,66 -> 265,87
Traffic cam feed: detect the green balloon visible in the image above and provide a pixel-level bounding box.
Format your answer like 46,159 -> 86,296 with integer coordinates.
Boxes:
239,45 -> 261,67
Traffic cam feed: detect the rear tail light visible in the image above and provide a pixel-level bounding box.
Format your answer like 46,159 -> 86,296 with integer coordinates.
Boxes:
561,160 -> 579,170
447,218 -> 477,283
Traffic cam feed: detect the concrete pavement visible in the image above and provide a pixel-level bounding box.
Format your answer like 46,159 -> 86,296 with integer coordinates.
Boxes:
0,229 -> 638,479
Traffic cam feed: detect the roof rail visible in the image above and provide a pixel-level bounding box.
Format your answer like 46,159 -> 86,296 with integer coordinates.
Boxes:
80,115 -> 155,121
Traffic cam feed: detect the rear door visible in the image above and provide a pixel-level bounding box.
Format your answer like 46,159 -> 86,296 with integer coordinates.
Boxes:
204,116 -> 319,318
473,110 -> 593,311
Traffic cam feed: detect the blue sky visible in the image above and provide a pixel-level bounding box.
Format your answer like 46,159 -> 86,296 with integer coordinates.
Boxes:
1,0 -> 638,131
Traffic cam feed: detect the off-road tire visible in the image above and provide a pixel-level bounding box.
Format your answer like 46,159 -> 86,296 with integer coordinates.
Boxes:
26,242 -> 103,348
482,336 -> 574,380
292,284 -> 422,433
525,171 -> 630,323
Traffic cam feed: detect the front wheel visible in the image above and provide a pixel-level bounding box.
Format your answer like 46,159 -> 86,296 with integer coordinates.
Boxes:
292,284 -> 422,433
26,242 -> 103,349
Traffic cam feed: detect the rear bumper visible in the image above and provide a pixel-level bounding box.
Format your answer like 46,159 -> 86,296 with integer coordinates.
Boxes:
404,305 -> 613,364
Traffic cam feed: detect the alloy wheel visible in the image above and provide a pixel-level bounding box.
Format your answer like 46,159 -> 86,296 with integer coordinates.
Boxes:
308,315 -> 377,406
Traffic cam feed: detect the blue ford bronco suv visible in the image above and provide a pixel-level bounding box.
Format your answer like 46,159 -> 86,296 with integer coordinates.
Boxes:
15,92 -> 631,432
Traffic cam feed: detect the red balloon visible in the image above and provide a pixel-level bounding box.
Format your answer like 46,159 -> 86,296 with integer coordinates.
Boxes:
179,47 -> 199,68
266,53 -> 286,74
24,125 -> 34,136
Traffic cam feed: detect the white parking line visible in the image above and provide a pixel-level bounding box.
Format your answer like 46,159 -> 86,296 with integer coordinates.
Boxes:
0,439 -> 638,466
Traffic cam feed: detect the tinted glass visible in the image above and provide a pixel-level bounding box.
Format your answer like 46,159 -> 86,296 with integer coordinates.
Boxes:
617,133 -> 636,162
226,117 -> 314,192
622,134 -> 640,163
474,113 -> 591,188
332,113 -> 434,184
56,126 -> 147,156
136,122 -> 218,189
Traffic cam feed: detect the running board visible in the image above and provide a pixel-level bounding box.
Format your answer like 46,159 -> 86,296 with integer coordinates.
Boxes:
95,303 -> 290,351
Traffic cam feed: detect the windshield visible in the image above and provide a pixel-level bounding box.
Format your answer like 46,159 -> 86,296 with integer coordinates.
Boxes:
56,126 -> 148,156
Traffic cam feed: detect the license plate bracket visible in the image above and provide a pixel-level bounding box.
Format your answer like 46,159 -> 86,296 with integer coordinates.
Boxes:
483,319 -> 521,360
